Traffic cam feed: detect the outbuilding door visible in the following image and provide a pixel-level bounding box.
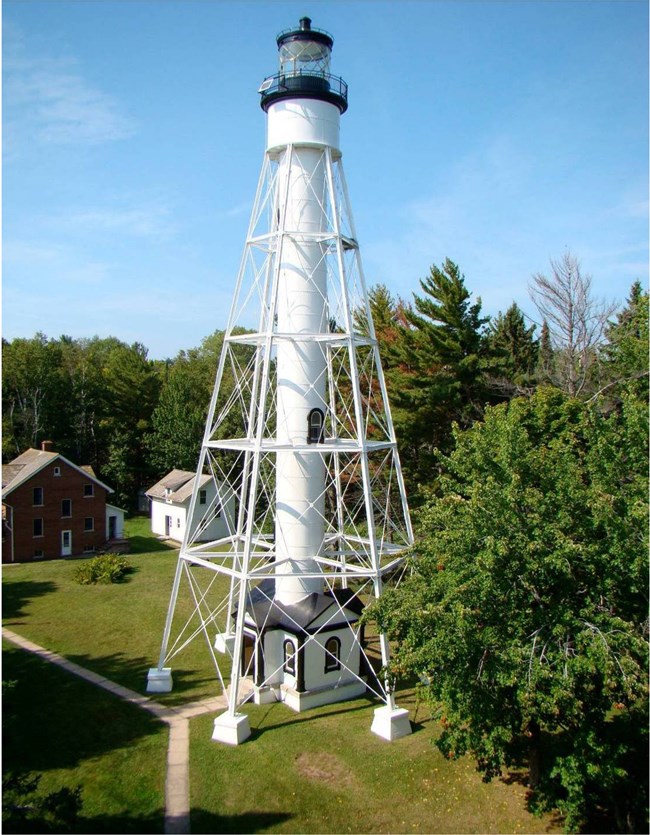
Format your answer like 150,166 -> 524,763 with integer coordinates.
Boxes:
61,530 -> 72,556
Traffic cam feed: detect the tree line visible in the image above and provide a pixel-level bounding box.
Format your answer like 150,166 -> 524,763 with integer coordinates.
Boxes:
3,251 -> 646,511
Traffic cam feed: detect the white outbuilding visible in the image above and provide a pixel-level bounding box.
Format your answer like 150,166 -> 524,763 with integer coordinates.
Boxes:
146,469 -> 232,543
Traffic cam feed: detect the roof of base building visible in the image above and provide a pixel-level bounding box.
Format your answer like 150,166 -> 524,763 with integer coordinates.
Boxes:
2,447 -> 113,497
241,579 -> 365,632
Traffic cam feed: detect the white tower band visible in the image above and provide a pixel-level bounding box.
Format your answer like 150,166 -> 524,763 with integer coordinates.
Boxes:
147,17 -> 414,745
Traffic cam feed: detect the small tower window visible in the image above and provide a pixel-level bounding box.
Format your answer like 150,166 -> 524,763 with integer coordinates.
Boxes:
283,639 -> 296,675
307,408 -> 325,444
324,636 -> 341,673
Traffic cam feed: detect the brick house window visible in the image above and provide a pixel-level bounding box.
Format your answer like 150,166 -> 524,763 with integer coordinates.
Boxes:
61,499 -> 72,517
84,484 -> 94,497
84,517 -> 94,532
34,549 -> 44,559
53,466 -> 61,477
33,518 -> 43,537
33,487 -> 44,506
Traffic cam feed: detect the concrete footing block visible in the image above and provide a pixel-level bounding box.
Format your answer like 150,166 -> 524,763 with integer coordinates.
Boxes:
212,711 -> 251,745
370,705 -> 412,741
147,667 -> 173,693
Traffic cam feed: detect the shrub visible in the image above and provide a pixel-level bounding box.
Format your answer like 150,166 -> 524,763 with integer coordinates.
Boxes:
72,554 -> 133,585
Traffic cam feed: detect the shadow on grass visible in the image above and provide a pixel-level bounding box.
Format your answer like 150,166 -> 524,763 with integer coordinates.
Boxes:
3,644 -> 165,775
248,699 -> 375,739
2,579 -> 58,622
2,808 -> 291,834
58,649 -> 219,705
127,536 -> 176,555
191,809 -> 292,834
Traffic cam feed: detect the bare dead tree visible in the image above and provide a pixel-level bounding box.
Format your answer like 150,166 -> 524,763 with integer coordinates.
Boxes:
529,252 -> 616,397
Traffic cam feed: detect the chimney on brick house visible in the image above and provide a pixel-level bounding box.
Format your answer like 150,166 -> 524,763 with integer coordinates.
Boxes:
41,440 -> 54,452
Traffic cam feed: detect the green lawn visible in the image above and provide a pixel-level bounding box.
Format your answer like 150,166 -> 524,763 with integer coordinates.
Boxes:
2,519 -> 563,833
2,517 -> 229,706
190,691 -> 561,834
3,640 -> 167,833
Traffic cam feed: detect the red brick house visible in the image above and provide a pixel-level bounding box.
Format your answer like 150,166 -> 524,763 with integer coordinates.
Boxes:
2,441 -> 125,563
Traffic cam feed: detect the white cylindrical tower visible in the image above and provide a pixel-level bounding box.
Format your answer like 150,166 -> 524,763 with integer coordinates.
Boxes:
262,18 -> 347,605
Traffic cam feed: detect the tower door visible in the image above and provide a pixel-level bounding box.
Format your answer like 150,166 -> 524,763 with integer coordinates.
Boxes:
242,634 -> 255,677
61,530 -> 72,556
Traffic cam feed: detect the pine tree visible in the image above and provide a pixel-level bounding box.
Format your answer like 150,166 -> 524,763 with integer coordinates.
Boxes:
487,302 -> 538,395
601,281 -> 649,401
388,259 -> 490,489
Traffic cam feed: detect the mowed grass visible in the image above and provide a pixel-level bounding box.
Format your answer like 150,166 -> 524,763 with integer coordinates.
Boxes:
3,518 -> 563,833
3,640 -> 167,833
190,689 -> 562,834
2,517 -> 230,706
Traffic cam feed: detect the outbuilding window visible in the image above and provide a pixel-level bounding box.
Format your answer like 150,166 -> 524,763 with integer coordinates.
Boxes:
283,639 -> 296,676
307,408 -> 325,444
199,489 -> 207,505
324,636 -> 341,673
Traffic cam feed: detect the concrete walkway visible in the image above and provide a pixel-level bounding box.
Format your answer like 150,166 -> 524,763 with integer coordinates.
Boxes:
2,627 -> 226,835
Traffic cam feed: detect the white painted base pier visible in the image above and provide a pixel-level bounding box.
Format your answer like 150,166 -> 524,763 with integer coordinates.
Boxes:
370,705 -> 412,741
147,667 -> 173,693
212,712 -> 251,745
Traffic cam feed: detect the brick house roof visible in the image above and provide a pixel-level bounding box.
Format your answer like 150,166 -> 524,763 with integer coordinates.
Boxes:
2,448 -> 113,498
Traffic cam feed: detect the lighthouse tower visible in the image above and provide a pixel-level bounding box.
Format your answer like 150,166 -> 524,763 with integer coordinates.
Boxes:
147,16 -> 414,745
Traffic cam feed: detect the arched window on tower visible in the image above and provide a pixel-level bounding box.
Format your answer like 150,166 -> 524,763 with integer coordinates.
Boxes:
324,636 -> 341,673
307,408 -> 325,444
283,639 -> 296,676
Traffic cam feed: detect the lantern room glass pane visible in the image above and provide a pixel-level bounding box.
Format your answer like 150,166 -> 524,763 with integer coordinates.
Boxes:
280,40 -> 330,76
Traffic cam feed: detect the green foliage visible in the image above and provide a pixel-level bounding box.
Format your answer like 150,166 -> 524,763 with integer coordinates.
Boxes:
147,360 -> 207,473
602,280 -> 649,400
371,260 -> 492,494
99,342 -> 162,509
72,554 -> 133,585
371,387 -> 648,832
487,302 -> 538,393
2,334 -> 68,459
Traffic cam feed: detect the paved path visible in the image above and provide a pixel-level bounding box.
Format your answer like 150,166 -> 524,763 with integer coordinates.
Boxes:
2,627 -> 227,835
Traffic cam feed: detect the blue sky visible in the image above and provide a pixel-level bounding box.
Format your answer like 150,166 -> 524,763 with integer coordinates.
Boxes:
4,0 -> 648,360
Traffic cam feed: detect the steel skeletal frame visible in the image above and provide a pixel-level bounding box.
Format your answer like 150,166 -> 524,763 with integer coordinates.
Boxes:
152,142 -> 414,717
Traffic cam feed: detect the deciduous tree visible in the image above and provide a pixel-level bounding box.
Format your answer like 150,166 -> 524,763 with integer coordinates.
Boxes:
371,388 -> 648,832
529,252 -> 615,397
